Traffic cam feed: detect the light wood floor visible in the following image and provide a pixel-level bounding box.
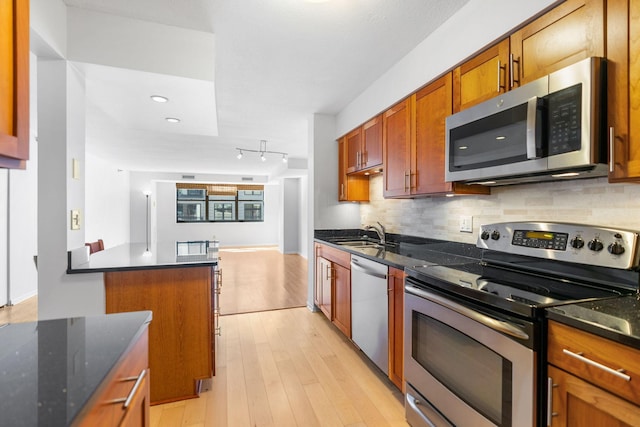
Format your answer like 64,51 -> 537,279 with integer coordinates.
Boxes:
0,295 -> 37,324
150,307 -> 409,427
219,247 -> 308,315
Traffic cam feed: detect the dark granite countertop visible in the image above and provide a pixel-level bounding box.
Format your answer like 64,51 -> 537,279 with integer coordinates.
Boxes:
0,310 -> 152,426
314,229 -> 481,270
547,295 -> 640,349
68,241 -> 219,273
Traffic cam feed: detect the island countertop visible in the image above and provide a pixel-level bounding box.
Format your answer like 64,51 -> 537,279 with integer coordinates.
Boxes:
0,310 -> 152,426
67,241 -> 219,274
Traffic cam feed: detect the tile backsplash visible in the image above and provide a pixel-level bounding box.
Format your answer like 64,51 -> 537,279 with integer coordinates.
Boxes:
361,175 -> 640,244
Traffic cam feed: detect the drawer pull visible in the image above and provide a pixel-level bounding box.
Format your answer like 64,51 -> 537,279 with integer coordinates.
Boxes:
107,369 -> 147,408
563,349 -> 631,381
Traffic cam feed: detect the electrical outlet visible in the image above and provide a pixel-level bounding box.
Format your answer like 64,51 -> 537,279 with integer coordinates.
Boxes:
459,215 -> 473,233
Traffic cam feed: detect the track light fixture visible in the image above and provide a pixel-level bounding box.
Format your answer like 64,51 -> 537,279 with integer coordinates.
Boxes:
236,140 -> 288,163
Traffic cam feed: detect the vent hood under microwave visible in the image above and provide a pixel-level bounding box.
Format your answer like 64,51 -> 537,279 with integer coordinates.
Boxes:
445,57 -> 607,186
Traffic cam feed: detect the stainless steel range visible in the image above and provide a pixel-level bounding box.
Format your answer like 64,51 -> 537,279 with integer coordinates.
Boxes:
404,222 -> 640,427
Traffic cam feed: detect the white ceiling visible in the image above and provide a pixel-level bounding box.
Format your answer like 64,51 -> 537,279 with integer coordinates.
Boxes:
62,0 -> 470,177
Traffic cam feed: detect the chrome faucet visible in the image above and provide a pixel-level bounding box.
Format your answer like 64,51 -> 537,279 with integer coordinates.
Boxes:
365,222 -> 386,245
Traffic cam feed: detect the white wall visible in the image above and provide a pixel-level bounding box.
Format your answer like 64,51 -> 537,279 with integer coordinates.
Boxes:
312,114 -> 361,230
37,59 -> 104,321
281,178 -> 301,254
153,181 -> 280,247
336,0 -> 559,135
7,64 -> 39,304
84,153 -> 131,248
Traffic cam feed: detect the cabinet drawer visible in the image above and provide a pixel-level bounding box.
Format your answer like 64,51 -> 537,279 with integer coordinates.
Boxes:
76,329 -> 150,426
316,243 -> 351,268
548,320 -> 640,404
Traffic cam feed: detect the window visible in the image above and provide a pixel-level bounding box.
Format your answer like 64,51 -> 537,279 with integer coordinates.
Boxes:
176,184 -> 265,223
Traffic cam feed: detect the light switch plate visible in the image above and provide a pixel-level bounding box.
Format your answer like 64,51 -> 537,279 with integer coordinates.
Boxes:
72,158 -> 80,179
459,215 -> 473,233
70,209 -> 81,230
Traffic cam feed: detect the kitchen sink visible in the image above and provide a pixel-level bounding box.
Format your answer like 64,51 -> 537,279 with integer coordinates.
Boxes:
336,240 -> 383,248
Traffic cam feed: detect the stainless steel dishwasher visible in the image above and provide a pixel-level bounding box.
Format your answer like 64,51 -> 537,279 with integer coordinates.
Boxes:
350,254 -> 389,375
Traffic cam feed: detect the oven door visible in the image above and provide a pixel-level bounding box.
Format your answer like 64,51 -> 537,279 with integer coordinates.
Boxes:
404,282 -> 536,427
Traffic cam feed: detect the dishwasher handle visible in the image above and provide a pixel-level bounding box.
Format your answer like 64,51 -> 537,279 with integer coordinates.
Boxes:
351,260 -> 387,280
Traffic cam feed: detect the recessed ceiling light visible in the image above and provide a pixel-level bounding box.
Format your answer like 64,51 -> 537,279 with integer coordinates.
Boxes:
151,95 -> 168,103
165,117 -> 180,123
495,136 -> 506,140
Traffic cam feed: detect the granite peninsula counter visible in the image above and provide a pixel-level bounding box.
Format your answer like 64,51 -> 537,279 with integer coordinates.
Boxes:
0,311 -> 151,426
66,241 -> 220,405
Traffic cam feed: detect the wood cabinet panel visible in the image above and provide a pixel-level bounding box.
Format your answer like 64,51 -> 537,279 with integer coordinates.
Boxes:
362,115 -> 383,170
105,267 -> 213,404
453,39 -> 510,112
315,254 -> 332,320
510,0 -> 605,86
548,320 -> 640,405
316,242 -> 351,268
548,365 -> 640,427
383,98 -> 412,197
332,262 -> 351,338
607,0 -> 640,181
338,137 -> 369,201
0,0 -> 29,169
387,267 -> 404,391
345,127 -> 362,174
76,328 -> 150,427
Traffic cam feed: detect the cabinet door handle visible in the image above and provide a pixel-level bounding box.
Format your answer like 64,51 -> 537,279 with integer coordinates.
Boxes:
509,54 -> 520,89
547,377 -> 558,426
609,126 -> 615,173
340,183 -> 344,199
404,170 -> 410,192
562,348 -> 631,381
497,60 -> 506,92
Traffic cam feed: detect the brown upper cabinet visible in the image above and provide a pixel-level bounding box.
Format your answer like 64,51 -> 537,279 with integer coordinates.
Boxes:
338,136 -> 369,202
414,73 -> 489,196
454,0 -> 605,112
345,115 -> 383,174
383,75 -> 489,198
607,0 -> 640,182
382,98 -> 412,197
0,0 -> 29,169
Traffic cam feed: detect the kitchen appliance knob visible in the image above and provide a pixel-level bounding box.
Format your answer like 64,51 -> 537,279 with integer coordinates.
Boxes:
480,230 -> 490,240
587,239 -> 604,252
491,230 -> 501,240
608,242 -> 625,255
570,237 -> 585,249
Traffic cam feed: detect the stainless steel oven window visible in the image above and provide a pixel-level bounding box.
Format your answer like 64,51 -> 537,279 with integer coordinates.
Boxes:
412,311 -> 512,425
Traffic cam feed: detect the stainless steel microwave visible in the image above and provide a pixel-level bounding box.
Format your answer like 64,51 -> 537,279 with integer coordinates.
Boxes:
445,57 -> 607,186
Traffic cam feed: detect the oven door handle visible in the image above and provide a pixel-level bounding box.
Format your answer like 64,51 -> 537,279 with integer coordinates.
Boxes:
406,284 -> 530,340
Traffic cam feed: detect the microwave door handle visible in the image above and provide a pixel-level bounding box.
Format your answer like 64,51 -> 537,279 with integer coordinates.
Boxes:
526,96 -> 542,159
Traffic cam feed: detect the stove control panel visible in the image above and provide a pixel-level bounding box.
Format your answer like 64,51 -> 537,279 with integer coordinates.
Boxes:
477,221 -> 640,269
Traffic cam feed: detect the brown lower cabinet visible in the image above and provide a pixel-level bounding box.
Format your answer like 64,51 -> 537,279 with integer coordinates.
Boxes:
105,266 -> 214,404
76,327 -> 150,427
315,243 -> 352,338
387,266 -> 405,391
547,320 -> 640,426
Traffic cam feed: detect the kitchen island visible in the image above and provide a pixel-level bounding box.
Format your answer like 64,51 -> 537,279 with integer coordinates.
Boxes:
0,310 -> 151,426
68,241 -> 219,405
